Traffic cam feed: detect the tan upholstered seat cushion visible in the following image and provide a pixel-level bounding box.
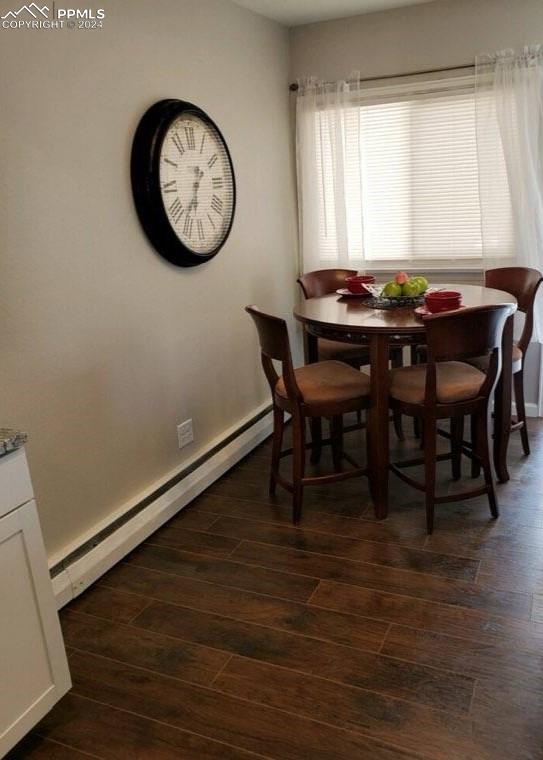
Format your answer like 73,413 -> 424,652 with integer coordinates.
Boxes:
317,337 -> 370,364
390,361 -> 486,405
468,342 -> 522,372
275,360 -> 370,407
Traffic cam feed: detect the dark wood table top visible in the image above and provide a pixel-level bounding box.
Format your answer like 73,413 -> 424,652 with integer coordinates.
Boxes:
294,284 -> 517,335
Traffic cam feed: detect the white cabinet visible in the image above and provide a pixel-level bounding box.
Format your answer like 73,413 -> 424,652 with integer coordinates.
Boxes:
0,448 -> 71,758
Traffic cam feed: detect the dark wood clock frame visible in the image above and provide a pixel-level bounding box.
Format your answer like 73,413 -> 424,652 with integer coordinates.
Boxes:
131,99 -> 236,267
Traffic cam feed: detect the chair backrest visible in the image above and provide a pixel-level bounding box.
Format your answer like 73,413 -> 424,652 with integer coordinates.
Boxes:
297,269 -> 358,299
245,306 -> 301,402
485,267 -> 543,354
423,304 -> 510,403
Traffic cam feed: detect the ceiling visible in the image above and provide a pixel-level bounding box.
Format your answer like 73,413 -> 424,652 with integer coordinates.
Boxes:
233,0 -> 436,26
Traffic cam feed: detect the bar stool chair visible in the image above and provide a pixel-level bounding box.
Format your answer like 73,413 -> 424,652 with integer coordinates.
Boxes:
474,268 -> 543,457
297,269 -> 371,369
297,268 -> 405,443
297,269 -> 404,369
388,305 -> 509,534
246,305 -> 369,524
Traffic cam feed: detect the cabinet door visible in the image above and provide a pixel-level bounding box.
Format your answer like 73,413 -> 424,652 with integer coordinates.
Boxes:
0,500 -> 71,756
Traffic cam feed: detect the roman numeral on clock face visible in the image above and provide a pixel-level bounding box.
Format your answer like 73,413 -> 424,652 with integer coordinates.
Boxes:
211,195 -> 223,215
183,214 -> 193,239
169,198 -> 184,224
212,177 -> 223,189
197,219 -> 204,241
172,132 -> 185,156
208,154 -> 218,169
184,125 -> 195,150
162,180 -> 177,194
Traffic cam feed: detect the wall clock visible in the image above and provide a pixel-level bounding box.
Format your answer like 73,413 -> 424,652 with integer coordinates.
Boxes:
131,99 -> 236,267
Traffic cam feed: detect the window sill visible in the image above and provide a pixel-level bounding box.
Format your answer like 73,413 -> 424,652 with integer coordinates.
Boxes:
363,268 -> 484,283
366,267 -> 484,274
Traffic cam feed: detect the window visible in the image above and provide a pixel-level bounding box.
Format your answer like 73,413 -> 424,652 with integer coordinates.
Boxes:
298,76 -> 513,270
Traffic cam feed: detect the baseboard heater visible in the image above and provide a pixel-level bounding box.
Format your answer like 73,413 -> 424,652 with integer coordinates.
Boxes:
50,404 -> 273,608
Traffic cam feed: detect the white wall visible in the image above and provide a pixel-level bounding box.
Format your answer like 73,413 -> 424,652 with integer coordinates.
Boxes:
290,0 -> 543,407
290,0 -> 543,80
0,0 -> 297,560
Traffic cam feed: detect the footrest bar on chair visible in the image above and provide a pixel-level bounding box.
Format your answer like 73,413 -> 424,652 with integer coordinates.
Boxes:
434,485 -> 489,503
460,445 -> 478,461
342,451 -> 362,469
394,452 -> 451,469
389,464 -> 427,492
437,429 -> 473,450
303,467 -> 367,486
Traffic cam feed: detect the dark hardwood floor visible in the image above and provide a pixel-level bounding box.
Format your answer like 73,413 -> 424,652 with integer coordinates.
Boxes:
8,417 -> 543,759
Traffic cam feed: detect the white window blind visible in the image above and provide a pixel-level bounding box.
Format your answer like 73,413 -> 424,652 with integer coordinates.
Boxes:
299,76 -> 513,270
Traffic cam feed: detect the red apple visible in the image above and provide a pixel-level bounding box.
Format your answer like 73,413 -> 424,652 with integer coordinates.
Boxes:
394,271 -> 409,285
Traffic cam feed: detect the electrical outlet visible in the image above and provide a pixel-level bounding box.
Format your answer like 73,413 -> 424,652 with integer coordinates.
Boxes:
177,419 -> 193,449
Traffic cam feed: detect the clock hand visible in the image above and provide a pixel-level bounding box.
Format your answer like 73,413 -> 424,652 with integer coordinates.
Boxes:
190,166 -> 204,213
186,172 -> 198,216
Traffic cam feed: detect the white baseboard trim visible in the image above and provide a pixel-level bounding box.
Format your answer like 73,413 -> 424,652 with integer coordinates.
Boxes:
490,400 -> 539,419
512,401 -> 539,418
51,404 -> 273,609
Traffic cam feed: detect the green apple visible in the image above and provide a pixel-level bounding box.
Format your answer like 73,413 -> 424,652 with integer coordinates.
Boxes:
413,276 -> 429,293
382,281 -> 402,297
402,279 -> 420,297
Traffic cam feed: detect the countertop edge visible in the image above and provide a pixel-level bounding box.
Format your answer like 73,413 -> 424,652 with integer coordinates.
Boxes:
0,429 -> 28,459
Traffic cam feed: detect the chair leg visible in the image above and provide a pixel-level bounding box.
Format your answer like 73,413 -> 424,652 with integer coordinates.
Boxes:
476,409 -> 498,519
411,347 -> 421,438
391,347 -> 403,368
269,406 -> 284,496
424,416 -> 437,535
514,369 -> 530,456
292,412 -> 305,524
391,348 -> 405,441
393,411 -> 405,441
309,418 -> 323,464
330,415 -> 344,473
471,414 -> 481,478
450,416 -> 464,481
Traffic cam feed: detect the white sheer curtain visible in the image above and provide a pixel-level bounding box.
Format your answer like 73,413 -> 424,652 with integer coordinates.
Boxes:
476,46 -> 543,341
296,76 -> 366,273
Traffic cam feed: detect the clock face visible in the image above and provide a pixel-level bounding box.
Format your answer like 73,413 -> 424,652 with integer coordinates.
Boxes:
159,113 -> 235,256
131,100 -> 236,267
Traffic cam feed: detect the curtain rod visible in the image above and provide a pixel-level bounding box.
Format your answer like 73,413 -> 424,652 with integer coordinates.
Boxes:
289,63 -> 475,91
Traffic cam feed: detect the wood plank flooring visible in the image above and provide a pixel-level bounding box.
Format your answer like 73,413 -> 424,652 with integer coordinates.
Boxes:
8,417 -> 543,759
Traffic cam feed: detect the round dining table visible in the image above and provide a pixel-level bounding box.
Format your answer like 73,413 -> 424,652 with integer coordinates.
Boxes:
294,284 -> 517,519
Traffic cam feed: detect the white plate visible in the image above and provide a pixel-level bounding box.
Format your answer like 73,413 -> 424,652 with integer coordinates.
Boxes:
336,287 -> 372,297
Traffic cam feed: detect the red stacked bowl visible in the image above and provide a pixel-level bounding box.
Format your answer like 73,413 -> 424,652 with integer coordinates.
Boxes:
424,290 -> 462,313
345,274 -> 375,294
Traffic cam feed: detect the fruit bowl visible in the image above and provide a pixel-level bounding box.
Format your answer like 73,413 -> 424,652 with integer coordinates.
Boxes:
380,273 -> 429,301
362,285 -> 426,309
383,294 -> 425,304
373,293 -> 426,308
